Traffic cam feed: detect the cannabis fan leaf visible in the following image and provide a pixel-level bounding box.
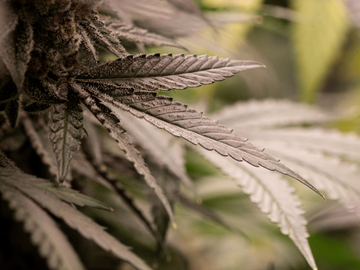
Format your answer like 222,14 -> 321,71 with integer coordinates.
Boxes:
0,1 -> 338,269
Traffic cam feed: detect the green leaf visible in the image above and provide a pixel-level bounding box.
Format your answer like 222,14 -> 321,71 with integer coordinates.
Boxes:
48,94 -> 85,183
291,0 -> 348,103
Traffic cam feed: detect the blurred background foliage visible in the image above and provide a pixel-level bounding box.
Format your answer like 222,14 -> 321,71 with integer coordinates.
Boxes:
141,0 -> 360,269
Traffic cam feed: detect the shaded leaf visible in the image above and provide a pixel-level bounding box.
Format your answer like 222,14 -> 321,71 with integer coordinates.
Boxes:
79,12 -> 127,58
102,16 -> 186,49
77,24 -> 99,64
179,195 -> 240,234
0,17 -> 33,89
0,2 -> 18,42
198,148 -> 317,270
0,168 -> 152,270
149,166 -> 179,240
106,0 -> 213,38
113,109 -> 195,191
0,167 -> 111,210
71,150 -> 115,191
23,77 -> 63,102
5,95 -> 19,128
71,150 -> 169,252
0,74 -> 18,103
48,94 -> 85,183
0,151 -> 18,169
75,54 -> 264,91
82,118 -> 104,168
0,182 -> 86,270
22,114 -> 58,178
24,102 -> 52,113
167,0 -> 216,30
73,83 -> 176,227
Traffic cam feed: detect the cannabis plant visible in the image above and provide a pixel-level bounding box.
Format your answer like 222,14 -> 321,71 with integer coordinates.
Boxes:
2,0 -> 359,270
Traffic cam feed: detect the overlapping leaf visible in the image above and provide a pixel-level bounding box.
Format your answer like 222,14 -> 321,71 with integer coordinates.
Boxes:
75,80 -> 323,198
72,83 -> 176,227
76,53 -> 264,91
212,99 -> 329,129
0,183 -> 86,270
207,99 -> 360,258
102,16 -> 185,49
199,148 -> 317,269
0,168 -> 152,270
112,109 -> 195,191
77,12 -> 127,58
0,167 -> 111,210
